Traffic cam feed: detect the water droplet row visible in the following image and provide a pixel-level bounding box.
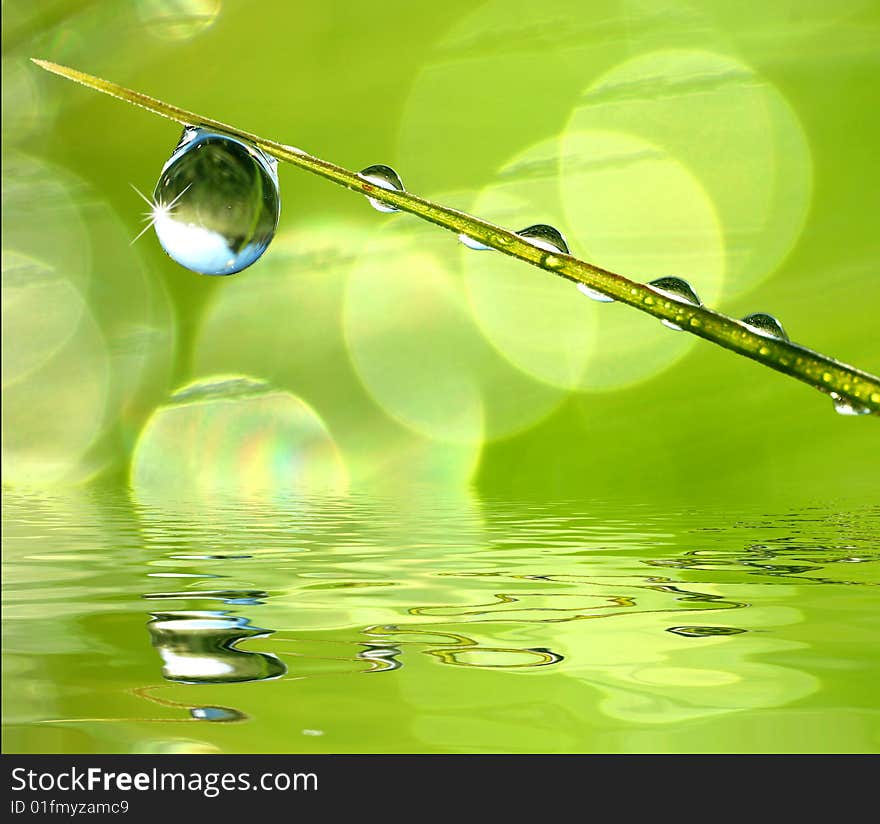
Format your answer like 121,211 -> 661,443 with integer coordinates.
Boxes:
143,143 -> 872,418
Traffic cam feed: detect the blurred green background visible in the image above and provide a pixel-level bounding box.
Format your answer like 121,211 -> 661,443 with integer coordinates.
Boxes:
3,0 -> 878,502
2,1 -> 880,756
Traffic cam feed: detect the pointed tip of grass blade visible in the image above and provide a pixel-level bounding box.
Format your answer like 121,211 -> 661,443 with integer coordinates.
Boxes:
31,57 -> 61,72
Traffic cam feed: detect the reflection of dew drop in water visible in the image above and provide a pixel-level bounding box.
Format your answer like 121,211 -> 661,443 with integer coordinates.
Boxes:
516,223 -> 569,254
357,164 -> 405,213
648,276 -> 702,330
829,392 -> 871,417
358,644 -> 403,673
741,312 -> 789,341
149,127 -> 280,275
667,626 -> 748,638
146,611 -> 287,684
189,705 -> 246,722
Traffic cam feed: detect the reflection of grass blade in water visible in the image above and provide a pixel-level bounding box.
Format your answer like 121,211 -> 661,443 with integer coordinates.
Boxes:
31,59 -> 880,415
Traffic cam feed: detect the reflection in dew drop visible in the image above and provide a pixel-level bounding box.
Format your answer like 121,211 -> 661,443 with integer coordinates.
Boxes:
151,128 -> 280,275
190,705 -> 246,722
146,610 -> 287,684
741,312 -> 789,341
829,392 -> 871,417
458,233 -> 493,251
516,224 -> 569,254
576,282 -> 614,303
357,164 -> 405,213
667,626 -> 748,638
648,276 -> 701,330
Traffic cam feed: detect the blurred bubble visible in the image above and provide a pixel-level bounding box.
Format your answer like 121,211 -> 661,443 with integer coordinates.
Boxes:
136,0 -> 222,41
461,138 -> 599,390
2,154 -> 91,293
1,56 -> 43,144
2,251 -> 85,387
193,221 -> 481,490
3,152 -> 178,484
344,218 -> 566,444
2,301 -> 110,487
566,49 -> 812,297
76,199 -> 176,458
131,375 -> 348,499
559,129 -> 725,391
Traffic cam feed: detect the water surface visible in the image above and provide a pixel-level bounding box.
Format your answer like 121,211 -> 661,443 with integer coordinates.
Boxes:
3,489 -> 878,753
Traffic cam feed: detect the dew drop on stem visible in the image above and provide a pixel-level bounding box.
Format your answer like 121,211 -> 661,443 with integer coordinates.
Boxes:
150,127 -> 280,276
648,276 -> 701,330
829,392 -> 871,416
357,164 -> 405,212
742,312 -> 789,341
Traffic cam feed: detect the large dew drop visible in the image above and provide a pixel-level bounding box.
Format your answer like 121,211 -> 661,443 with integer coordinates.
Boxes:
829,392 -> 871,417
357,164 -> 405,212
152,127 -> 280,276
742,312 -> 789,341
648,276 -> 701,330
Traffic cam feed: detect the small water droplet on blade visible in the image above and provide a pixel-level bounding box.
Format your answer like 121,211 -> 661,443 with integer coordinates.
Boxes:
648,277 -> 701,330
357,164 -> 405,212
741,312 -> 789,341
577,283 -> 614,303
516,224 -> 569,254
151,128 -> 280,275
458,233 -> 493,251
829,392 -> 871,416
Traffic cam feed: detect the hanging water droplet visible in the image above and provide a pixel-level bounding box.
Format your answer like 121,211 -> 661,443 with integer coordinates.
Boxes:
576,283 -> 615,303
648,276 -> 701,330
741,312 -> 789,341
829,392 -> 871,416
458,233 -> 493,251
357,164 -> 404,213
151,127 -> 280,276
516,224 -> 569,254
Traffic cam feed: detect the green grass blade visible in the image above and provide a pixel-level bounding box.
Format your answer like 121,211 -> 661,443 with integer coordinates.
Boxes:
32,58 -> 880,415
